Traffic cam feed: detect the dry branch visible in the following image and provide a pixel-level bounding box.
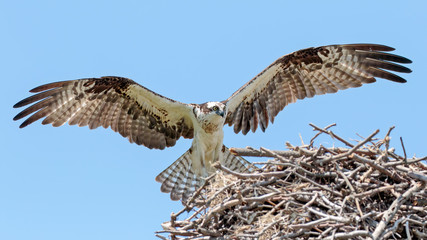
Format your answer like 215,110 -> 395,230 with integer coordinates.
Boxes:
156,124 -> 427,240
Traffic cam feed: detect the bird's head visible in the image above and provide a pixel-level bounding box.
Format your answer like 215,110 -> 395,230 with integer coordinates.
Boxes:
195,101 -> 226,123
205,101 -> 225,117
202,101 -> 225,117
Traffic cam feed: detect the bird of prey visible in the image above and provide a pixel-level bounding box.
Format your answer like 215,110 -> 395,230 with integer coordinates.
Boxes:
13,44 -> 411,201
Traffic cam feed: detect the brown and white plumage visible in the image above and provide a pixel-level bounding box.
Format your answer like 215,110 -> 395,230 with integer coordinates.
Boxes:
155,146 -> 253,201
223,44 -> 411,134
14,77 -> 195,150
13,43 -> 411,202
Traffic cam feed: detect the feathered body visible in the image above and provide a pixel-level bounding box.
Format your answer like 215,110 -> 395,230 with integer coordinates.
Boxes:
155,101 -> 252,200
190,102 -> 226,176
13,44 -> 412,201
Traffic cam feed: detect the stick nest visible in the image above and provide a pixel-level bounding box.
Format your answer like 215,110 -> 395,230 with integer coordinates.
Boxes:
156,124 -> 427,240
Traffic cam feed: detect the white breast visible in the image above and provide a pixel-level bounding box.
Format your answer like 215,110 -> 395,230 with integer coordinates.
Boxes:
189,109 -> 225,176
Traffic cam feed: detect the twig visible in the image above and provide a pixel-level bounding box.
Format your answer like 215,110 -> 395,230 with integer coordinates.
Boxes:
184,173 -> 216,206
213,162 -> 288,179
352,154 -> 404,182
323,230 -> 372,240
293,172 -> 343,197
372,182 -> 426,240
400,137 -> 407,161
201,192 -> 279,227
335,163 -> 363,218
229,147 -> 302,158
406,220 -> 412,240
309,123 -> 354,147
315,129 -> 379,165
309,123 -> 337,148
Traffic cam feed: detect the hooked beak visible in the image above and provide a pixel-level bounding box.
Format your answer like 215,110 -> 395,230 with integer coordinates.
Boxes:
216,110 -> 225,117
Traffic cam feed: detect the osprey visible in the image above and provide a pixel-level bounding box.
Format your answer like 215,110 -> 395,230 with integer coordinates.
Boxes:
13,44 -> 411,201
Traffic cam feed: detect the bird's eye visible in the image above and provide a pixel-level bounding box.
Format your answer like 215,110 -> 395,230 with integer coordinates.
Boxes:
212,106 -> 219,111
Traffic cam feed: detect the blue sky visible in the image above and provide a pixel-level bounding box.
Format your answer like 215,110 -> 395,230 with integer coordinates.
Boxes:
1,1 -> 426,239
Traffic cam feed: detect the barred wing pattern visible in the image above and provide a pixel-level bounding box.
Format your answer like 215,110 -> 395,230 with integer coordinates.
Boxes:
155,145 -> 253,201
13,76 -> 195,150
224,44 -> 412,135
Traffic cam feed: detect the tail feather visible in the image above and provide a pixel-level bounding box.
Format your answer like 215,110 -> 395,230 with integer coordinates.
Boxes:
170,161 -> 194,200
155,145 -> 254,202
221,145 -> 253,172
156,149 -> 202,201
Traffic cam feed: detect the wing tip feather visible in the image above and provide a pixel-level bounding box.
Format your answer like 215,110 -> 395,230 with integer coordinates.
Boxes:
29,81 -> 71,93
13,99 -> 32,108
341,43 -> 395,52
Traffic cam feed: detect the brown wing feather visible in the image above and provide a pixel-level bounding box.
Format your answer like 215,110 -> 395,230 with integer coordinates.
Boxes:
223,44 -> 412,135
13,76 -> 194,150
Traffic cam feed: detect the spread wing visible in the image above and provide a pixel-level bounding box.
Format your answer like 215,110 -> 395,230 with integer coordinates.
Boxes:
13,76 -> 195,150
223,44 -> 412,135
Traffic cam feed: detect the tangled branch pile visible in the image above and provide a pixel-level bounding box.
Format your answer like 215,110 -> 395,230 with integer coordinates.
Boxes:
156,124 -> 427,240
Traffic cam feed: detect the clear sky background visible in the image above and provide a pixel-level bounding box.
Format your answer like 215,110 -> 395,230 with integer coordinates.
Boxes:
1,1 -> 426,239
